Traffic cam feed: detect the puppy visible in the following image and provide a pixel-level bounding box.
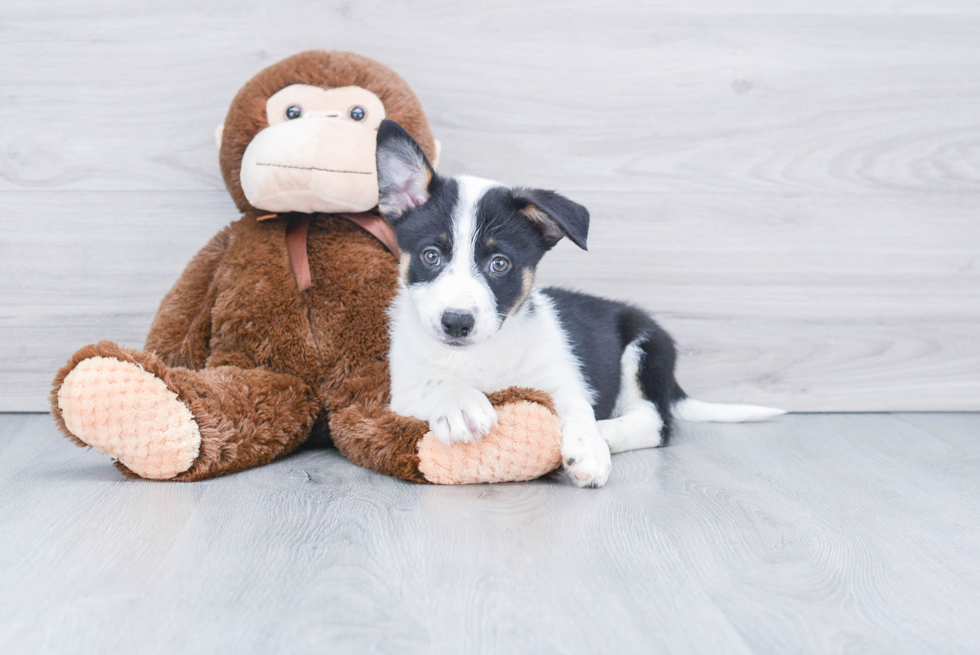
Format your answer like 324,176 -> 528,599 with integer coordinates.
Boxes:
375,120 -> 784,488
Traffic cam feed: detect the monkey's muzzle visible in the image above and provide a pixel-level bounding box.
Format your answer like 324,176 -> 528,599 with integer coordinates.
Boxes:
240,116 -> 380,214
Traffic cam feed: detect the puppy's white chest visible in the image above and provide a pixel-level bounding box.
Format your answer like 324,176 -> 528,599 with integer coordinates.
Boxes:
417,321 -> 534,392
388,287 -> 584,400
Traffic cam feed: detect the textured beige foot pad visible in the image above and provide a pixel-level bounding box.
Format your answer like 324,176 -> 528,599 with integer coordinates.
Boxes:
417,401 -> 562,484
57,357 -> 201,480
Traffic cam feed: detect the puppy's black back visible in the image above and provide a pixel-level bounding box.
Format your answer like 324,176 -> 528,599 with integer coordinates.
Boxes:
542,287 -> 684,441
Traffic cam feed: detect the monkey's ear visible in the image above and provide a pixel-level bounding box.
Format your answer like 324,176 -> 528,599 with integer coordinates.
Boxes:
376,119 -> 436,222
514,189 -> 590,251
214,123 -> 224,148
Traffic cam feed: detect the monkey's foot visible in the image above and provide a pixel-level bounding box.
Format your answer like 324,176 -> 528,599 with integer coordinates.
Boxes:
417,391 -> 562,484
57,356 -> 201,480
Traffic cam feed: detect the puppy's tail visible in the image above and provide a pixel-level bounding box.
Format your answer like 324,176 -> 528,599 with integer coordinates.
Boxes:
672,396 -> 786,423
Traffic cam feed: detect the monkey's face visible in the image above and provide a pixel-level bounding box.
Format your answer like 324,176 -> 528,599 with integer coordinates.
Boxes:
238,84 -> 387,214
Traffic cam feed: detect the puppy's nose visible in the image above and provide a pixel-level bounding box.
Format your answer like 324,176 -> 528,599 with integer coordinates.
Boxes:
441,310 -> 475,338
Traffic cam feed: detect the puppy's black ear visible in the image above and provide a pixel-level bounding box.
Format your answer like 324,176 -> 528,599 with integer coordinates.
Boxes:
376,119 -> 436,223
514,189 -> 590,250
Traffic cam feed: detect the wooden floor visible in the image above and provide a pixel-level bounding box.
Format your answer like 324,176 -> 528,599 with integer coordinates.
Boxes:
1,413 -> 977,653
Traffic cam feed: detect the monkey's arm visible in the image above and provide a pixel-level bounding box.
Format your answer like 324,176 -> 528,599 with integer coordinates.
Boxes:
329,388 -> 562,484
144,226 -> 231,369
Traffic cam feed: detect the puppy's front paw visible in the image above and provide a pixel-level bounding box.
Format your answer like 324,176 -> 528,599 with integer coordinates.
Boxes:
427,384 -> 498,445
562,428 -> 612,489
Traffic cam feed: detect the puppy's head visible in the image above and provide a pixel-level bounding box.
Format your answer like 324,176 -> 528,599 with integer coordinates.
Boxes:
376,119 -> 589,347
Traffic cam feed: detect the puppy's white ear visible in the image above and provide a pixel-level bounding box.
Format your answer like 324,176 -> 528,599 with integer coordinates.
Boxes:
376,119 -> 436,222
515,189 -> 590,250
214,123 -> 224,148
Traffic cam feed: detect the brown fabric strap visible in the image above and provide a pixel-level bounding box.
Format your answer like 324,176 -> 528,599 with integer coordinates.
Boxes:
343,213 -> 401,258
263,212 -> 399,292
285,215 -> 312,292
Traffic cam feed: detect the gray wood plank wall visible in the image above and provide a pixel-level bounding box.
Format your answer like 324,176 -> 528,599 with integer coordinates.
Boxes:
2,0 -> 978,412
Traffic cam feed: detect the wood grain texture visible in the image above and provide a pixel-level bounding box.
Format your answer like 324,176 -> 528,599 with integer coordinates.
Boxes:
2,0 -> 979,410
2,412 -> 979,653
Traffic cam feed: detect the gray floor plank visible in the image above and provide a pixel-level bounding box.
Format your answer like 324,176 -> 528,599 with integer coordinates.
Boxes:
895,413 -> 980,455
1,412 -> 978,654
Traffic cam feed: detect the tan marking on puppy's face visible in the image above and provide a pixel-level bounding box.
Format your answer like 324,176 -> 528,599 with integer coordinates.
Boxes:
522,266 -> 534,296
507,267 -> 535,316
398,252 -> 412,285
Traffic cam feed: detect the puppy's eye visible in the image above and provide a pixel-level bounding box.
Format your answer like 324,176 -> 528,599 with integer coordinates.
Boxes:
285,105 -> 302,120
489,255 -> 511,274
349,106 -> 366,121
422,248 -> 442,267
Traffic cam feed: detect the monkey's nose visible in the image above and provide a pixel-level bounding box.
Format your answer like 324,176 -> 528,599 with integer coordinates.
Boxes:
304,109 -> 343,119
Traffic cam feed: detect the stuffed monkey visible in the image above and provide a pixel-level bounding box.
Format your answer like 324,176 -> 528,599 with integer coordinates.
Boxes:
51,51 -> 562,484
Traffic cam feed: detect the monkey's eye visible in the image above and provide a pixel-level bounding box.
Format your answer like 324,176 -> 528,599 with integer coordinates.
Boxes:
285,106 -> 302,120
349,106 -> 366,121
421,248 -> 442,267
489,255 -> 511,274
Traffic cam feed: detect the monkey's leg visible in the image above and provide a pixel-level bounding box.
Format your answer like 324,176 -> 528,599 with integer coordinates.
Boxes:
51,341 -> 318,481
329,387 -> 562,484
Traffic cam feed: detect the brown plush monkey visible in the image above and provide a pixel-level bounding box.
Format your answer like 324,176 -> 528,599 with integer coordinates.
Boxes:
51,51 -> 561,484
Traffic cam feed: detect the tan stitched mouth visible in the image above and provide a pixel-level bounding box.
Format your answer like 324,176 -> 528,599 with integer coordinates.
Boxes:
256,162 -> 372,175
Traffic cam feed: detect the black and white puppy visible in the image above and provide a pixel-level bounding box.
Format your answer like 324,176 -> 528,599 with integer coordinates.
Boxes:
376,120 -> 784,488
